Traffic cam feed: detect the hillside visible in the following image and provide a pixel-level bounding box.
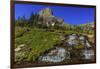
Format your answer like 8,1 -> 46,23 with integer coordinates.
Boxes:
14,8 -> 95,66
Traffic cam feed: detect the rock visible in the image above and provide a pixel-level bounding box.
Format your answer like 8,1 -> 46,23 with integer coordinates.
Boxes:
38,8 -> 53,17
32,8 -> 64,28
82,49 -> 94,59
79,36 -> 92,48
39,47 -> 70,63
15,44 -> 26,52
18,44 -> 26,48
85,40 -> 91,48
15,44 -> 32,63
15,47 -> 21,52
67,40 -> 78,46
79,36 -> 86,41
38,34 -> 95,63
65,34 -> 79,46
63,34 -> 92,48
68,34 -> 78,40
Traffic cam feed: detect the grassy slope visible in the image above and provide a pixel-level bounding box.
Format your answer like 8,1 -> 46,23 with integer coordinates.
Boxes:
15,27 -> 61,61
15,23 -> 94,62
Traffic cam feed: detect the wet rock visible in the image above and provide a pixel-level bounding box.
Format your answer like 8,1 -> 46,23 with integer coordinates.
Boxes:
82,49 -> 94,59
67,40 -> 78,46
85,40 -> 91,48
64,34 -> 79,46
38,34 -> 94,63
68,34 -> 78,40
39,47 -> 70,63
63,34 -> 92,48
79,36 -> 92,48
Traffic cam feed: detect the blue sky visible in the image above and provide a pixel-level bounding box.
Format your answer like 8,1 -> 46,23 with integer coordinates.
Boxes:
15,4 -> 95,25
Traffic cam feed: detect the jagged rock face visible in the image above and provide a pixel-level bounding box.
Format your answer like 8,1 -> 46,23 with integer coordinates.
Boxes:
66,34 -> 79,46
38,8 -> 53,17
34,8 -> 64,28
63,34 -> 92,48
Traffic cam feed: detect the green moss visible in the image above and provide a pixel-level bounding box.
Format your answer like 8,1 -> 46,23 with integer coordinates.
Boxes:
74,45 -> 84,49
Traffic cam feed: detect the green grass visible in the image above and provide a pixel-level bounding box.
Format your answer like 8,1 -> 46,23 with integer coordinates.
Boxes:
15,25 -> 94,62
15,27 -> 61,62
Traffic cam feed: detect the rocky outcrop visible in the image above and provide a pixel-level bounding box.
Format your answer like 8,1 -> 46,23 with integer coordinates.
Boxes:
33,8 -> 64,28
63,34 -> 92,48
38,8 -> 53,17
82,49 -> 94,59
39,47 -> 70,63
39,34 -> 95,63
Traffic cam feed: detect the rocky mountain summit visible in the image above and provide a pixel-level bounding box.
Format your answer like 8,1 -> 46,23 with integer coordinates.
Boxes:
33,8 -> 64,28
38,8 -> 53,17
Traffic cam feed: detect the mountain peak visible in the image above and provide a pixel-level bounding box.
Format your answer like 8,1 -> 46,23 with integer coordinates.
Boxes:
38,8 -> 53,17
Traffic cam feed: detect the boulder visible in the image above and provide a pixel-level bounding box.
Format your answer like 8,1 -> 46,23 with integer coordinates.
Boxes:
64,34 -> 79,46
82,49 -> 94,59
63,34 -> 92,48
39,47 -> 70,63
